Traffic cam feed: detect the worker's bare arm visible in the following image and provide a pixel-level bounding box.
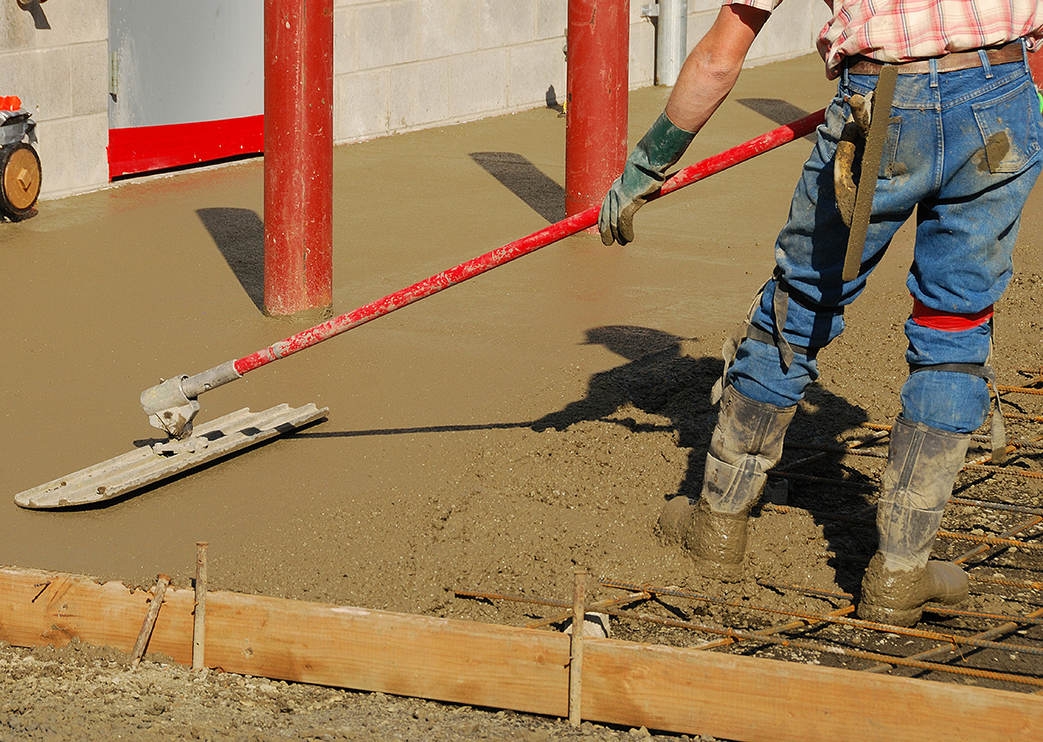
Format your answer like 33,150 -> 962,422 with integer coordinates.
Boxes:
664,4 -> 770,133
597,4 -> 770,246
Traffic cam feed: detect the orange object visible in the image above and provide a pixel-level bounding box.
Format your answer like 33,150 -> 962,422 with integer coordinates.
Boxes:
0,97 -> 23,111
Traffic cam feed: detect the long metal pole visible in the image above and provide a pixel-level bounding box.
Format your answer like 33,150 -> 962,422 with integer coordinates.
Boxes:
565,0 -> 630,229
174,109 -> 825,398
263,0 -> 334,317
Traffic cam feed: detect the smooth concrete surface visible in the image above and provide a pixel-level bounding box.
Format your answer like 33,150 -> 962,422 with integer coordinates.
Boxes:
5,54 -> 1036,617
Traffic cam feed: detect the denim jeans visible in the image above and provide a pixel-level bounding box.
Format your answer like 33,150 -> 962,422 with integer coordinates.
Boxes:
728,47 -> 1043,433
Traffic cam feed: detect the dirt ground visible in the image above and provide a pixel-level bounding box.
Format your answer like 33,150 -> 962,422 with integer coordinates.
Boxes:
1,53 -> 1041,739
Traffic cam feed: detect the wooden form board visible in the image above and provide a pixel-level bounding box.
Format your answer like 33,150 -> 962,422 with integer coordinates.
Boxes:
2,566 -> 1041,741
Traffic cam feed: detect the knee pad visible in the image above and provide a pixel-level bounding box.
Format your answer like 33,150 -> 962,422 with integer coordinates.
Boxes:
727,338 -> 818,409
900,368 -> 990,434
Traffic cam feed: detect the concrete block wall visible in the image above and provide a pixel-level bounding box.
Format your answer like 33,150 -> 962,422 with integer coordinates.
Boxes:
0,1 -> 826,199
0,0 -> 109,199
685,1 -> 831,71
333,0 -> 571,143
333,0 -> 826,145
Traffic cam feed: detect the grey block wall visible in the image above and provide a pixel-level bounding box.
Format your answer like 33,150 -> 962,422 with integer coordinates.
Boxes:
332,0 -> 830,144
0,0 -> 827,199
0,1 -> 109,199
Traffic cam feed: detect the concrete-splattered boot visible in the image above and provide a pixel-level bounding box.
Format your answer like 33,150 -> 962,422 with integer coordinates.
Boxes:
858,417 -> 972,626
682,387 -> 796,581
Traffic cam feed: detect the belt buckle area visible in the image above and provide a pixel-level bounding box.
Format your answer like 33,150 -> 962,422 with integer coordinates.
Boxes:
845,40 -> 1022,77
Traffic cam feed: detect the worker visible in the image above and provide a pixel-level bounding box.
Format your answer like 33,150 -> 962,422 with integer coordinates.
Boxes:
600,2 -> 1043,626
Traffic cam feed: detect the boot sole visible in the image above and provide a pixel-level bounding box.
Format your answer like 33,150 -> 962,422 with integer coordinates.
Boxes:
856,602 -> 922,627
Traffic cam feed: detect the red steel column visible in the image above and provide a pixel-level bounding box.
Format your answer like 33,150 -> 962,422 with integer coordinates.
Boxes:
264,0 -> 334,317
565,0 -> 629,228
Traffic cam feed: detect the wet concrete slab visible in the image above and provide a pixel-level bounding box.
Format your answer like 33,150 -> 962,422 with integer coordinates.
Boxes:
0,53 -> 1038,614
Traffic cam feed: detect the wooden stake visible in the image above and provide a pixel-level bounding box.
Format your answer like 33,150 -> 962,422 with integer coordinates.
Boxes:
131,574 -> 169,667
568,566 -> 587,726
4,566 -> 1043,740
192,542 -> 208,670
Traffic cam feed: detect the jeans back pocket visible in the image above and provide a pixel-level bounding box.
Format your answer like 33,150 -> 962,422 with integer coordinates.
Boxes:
972,79 -> 1042,174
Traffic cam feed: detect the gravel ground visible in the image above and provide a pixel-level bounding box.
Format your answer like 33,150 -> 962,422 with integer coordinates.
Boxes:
0,642 -> 712,742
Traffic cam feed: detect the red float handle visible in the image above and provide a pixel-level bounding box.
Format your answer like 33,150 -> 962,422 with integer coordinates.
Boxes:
231,109 -> 826,378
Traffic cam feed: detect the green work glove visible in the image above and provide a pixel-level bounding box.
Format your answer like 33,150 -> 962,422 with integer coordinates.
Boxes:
599,112 -> 695,246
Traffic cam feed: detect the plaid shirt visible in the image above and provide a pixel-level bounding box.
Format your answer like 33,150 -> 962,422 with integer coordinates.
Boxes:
729,0 -> 1043,77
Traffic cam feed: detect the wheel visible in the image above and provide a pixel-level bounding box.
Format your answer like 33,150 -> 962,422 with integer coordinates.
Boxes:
0,142 -> 42,221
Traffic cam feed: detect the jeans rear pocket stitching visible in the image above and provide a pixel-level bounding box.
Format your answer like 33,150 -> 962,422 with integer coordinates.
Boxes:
972,80 -> 1041,174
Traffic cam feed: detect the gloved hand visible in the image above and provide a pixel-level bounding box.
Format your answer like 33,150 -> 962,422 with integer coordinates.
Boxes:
598,112 -> 695,246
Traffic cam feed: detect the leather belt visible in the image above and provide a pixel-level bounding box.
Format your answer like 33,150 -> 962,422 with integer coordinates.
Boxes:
845,40 -> 1023,75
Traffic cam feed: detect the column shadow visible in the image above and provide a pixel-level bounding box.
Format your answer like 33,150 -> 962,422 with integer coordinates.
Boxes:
196,207 -> 265,312
469,152 -> 566,224
737,98 -> 819,143
19,1 -> 51,30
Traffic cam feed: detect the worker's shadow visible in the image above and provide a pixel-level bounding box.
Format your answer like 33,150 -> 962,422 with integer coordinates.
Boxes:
531,325 -> 877,594
197,208 -> 265,312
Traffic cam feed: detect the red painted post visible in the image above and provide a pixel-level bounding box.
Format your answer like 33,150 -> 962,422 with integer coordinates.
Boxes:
263,0 -> 334,317
565,0 -> 630,230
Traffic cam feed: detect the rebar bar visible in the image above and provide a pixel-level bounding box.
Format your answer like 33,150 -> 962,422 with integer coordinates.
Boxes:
996,384 -> 1043,397
780,430 -> 889,472
756,580 -> 1043,626
864,605 -> 1043,675
454,589 -> 571,610
763,498 -> 1043,524
596,606 -> 1043,688
784,443 -> 887,459
950,497 -> 1043,517
771,470 -> 875,490
973,435 -> 1043,451
599,580 -> 1043,658
776,459 -> 1043,491
998,411 -> 1043,423
526,591 -> 650,630
970,574 -> 1043,591
963,463 -> 1043,480
953,516 -> 1043,565
939,530 -> 1043,552
691,604 -> 856,650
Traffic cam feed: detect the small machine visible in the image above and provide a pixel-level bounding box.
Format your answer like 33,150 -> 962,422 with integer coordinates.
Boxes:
0,98 -> 41,221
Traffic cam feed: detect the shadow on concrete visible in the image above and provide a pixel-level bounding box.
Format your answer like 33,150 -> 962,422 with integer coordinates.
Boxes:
738,98 -> 819,143
293,421 -> 534,439
530,325 -> 876,594
469,152 -> 566,224
545,84 -> 564,114
291,324 -> 880,594
197,207 -> 265,312
19,1 -> 50,30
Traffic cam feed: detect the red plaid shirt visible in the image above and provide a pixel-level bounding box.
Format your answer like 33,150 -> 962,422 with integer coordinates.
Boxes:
729,0 -> 1043,77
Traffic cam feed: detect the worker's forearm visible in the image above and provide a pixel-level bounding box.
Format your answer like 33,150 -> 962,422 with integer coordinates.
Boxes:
664,48 -> 744,133
664,4 -> 769,133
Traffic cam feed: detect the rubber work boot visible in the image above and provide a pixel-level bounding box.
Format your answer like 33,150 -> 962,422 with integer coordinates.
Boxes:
858,554 -> 968,626
682,386 -> 796,581
857,417 -> 972,626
